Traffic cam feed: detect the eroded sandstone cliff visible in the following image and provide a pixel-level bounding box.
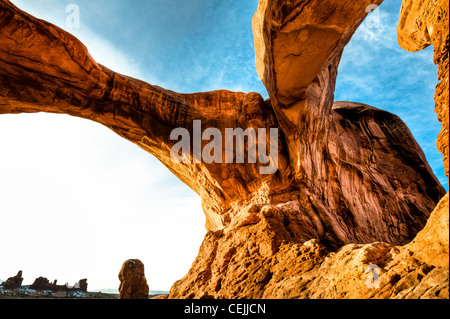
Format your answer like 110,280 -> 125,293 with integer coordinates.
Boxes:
0,0 -> 448,299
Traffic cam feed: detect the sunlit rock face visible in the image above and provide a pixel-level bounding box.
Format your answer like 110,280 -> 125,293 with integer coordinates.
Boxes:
0,0 -> 448,299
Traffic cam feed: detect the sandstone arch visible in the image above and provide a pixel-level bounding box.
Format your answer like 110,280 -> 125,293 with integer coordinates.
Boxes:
0,0 -> 448,299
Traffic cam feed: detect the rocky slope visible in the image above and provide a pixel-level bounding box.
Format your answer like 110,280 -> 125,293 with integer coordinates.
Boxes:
0,0 -> 448,299
170,192 -> 449,299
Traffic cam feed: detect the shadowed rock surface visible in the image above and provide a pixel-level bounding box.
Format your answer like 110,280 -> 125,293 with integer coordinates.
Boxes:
0,0 -> 448,299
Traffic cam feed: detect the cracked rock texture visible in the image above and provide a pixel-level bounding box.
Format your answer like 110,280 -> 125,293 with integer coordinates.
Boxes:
0,0 -> 448,299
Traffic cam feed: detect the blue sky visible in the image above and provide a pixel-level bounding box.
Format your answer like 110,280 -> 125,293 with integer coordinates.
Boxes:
0,0 -> 446,291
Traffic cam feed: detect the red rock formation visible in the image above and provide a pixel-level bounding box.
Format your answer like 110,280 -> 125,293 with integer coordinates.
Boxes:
0,0 -> 447,299
30,277 -> 57,291
30,276 -> 88,292
118,259 -> 149,299
1,270 -> 23,289
398,0 -> 449,179
253,0 -> 383,106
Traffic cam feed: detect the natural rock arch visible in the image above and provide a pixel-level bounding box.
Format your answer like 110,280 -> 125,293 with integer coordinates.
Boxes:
0,0 -> 444,243
0,0 -> 448,299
